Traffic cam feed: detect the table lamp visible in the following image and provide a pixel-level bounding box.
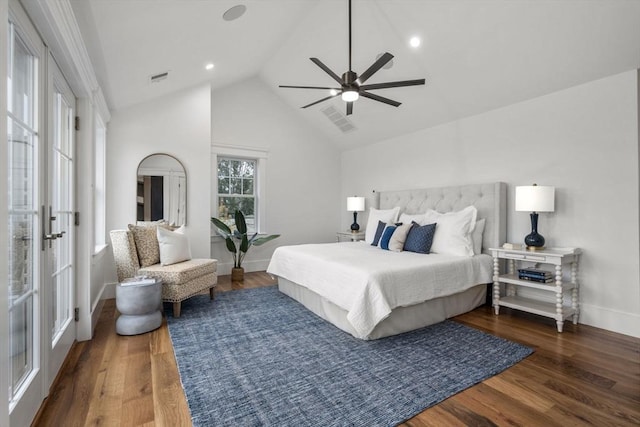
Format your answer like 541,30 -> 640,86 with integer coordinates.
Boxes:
347,196 -> 365,231
515,184 -> 555,249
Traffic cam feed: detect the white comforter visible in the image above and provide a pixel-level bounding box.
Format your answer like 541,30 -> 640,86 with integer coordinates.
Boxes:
267,241 -> 493,339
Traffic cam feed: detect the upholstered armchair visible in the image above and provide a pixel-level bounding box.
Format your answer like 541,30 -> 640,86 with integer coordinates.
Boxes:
110,229 -> 217,317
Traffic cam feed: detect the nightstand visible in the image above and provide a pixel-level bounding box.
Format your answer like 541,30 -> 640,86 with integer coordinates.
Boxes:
490,247 -> 581,332
336,230 -> 365,242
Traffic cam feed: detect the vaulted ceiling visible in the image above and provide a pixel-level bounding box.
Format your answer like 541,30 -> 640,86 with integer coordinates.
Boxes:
71,0 -> 640,149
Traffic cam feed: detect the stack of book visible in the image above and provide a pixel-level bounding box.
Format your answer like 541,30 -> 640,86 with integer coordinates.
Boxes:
518,268 -> 554,283
121,275 -> 158,287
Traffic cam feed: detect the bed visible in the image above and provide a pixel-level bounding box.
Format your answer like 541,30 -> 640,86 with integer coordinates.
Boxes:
267,182 -> 506,340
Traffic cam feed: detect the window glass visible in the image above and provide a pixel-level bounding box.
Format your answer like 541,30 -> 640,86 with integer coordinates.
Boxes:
216,157 -> 256,233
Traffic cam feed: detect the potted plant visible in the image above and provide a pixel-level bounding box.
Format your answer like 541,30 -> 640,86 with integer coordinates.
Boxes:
211,210 -> 280,282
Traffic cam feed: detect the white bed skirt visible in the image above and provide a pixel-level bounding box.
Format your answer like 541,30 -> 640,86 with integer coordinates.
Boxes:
277,278 -> 487,340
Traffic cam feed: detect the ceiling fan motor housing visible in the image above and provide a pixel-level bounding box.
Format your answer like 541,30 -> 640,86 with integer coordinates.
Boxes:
342,71 -> 358,91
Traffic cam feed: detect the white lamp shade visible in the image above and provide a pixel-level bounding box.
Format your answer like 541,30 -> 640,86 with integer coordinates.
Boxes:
347,196 -> 365,212
515,185 -> 555,212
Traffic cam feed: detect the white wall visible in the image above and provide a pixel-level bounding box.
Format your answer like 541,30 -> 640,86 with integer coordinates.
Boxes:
211,77 -> 341,274
105,84 -> 212,282
342,70 -> 640,338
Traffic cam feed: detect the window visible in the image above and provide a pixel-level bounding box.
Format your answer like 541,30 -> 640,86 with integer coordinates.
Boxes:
93,114 -> 106,252
212,144 -> 268,235
217,157 -> 256,233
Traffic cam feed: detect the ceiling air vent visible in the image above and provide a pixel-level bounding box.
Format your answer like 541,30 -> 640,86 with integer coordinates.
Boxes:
321,105 -> 356,133
149,71 -> 169,83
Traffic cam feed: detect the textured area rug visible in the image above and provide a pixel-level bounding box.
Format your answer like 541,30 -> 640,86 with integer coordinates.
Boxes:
166,286 -> 533,427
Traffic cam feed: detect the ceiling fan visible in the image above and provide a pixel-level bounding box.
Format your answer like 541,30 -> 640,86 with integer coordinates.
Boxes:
280,0 -> 425,116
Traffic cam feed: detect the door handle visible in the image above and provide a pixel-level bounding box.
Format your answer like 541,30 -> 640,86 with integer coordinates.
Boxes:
42,206 -> 65,248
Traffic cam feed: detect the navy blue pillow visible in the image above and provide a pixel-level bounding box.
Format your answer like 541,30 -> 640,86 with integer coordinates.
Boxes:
371,220 -> 387,246
404,222 -> 437,254
380,225 -> 397,250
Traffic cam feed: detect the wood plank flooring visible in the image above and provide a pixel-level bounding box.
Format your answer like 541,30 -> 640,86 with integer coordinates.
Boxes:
33,272 -> 640,426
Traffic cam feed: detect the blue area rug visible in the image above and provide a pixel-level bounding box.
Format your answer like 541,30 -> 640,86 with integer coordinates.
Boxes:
166,286 -> 533,427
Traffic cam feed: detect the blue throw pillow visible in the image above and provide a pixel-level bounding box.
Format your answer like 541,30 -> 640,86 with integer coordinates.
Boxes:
404,222 -> 437,254
371,220 -> 387,246
380,225 -> 397,250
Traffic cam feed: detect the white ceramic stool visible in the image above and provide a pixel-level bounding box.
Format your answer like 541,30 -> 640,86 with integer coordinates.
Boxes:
116,278 -> 162,335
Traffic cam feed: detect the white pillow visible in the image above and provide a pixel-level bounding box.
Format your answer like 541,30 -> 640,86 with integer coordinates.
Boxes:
364,207 -> 400,244
399,212 -> 427,226
157,225 -> 192,266
424,206 -> 478,256
471,218 -> 486,255
388,223 -> 413,252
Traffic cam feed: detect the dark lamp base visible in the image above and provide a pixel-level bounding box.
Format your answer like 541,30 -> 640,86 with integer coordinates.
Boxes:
524,212 -> 546,249
350,211 -> 360,231
524,231 -> 545,248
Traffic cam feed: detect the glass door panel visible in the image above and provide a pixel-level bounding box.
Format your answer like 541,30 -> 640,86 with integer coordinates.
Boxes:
7,13 -> 42,424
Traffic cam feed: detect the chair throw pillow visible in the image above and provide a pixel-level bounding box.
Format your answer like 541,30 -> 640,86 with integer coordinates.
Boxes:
157,225 -> 192,266
128,223 -> 168,267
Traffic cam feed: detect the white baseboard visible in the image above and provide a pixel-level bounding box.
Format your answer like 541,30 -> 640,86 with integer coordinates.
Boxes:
216,259 -> 271,276
102,282 -> 117,300
499,287 -> 639,338
579,303 -> 640,338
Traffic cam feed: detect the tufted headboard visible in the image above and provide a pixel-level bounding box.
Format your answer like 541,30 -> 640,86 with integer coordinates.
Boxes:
377,182 -> 506,254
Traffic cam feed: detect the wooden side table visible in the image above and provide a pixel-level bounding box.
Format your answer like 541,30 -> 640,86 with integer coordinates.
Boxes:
490,247 -> 581,332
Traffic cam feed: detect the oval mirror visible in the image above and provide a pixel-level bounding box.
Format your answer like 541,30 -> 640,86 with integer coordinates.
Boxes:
136,154 -> 186,226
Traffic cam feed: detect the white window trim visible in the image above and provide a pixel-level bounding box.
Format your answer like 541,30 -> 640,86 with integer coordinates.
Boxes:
93,113 -> 106,254
211,143 -> 268,236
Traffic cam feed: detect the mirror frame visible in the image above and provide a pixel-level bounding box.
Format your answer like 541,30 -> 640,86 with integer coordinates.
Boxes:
136,153 -> 187,225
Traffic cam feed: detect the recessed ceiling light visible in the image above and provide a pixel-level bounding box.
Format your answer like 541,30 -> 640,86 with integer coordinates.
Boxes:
205,63 -> 214,70
223,5 -> 247,21
329,89 -> 338,96
409,36 -> 421,48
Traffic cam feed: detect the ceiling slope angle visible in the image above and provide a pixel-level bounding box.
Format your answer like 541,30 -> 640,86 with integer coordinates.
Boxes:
262,0 -> 640,149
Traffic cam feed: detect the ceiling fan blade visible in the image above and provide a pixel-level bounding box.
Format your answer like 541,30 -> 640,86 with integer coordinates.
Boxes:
360,79 -> 426,91
357,52 -> 394,84
301,94 -> 340,109
280,85 -> 341,90
360,91 -> 401,107
310,58 -> 343,84
346,101 -> 353,116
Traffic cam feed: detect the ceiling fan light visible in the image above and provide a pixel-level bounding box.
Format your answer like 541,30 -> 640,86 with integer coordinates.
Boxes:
342,90 -> 359,102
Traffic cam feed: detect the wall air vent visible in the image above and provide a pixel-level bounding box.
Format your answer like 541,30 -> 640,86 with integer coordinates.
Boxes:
149,71 -> 169,83
321,105 -> 356,133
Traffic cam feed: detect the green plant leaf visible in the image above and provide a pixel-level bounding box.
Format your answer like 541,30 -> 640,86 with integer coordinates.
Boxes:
211,217 -> 232,235
240,234 -> 249,253
224,236 -> 237,254
252,234 -> 280,246
247,232 -> 259,245
235,210 -> 247,234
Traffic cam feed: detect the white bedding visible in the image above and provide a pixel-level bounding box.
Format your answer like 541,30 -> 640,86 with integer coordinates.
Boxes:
267,241 -> 493,339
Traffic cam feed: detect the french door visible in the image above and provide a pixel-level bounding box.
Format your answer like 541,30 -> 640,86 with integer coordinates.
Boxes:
7,2 -> 76,425
45,54 -> 76,391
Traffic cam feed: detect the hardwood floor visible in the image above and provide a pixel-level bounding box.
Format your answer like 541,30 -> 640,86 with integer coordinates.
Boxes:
34,272 -> 639,426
